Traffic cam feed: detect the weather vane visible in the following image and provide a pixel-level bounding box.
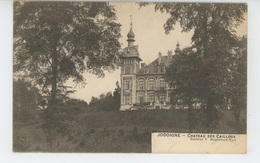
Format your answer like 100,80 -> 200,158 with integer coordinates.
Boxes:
130,15 -> 133,28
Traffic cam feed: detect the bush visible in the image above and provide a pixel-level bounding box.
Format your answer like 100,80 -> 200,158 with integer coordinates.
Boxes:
118,129 -> 125,136
89,128 -> 95,134
131,126 -> 138,139
103,127 -> 110,136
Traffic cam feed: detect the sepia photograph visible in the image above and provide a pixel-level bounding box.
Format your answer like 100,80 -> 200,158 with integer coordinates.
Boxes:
13,1 -> 247,153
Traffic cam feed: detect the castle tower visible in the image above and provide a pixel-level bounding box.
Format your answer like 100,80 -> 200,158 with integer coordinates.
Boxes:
127,23 -> 135,47
120,21 -> 142,111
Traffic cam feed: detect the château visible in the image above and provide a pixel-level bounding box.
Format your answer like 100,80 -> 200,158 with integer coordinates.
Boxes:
120,25 -> 181,111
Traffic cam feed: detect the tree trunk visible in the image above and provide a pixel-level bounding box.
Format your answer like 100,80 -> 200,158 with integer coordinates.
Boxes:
200,9 -> 216,132
49,45 -> 58,109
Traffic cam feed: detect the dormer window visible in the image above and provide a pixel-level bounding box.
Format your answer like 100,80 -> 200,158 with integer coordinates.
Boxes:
158,65 -> 165,73
144,68 -> 149,73
160,66 -> 165,73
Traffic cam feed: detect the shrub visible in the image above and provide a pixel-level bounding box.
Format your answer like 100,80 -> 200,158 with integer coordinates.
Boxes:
103,127 -> 110,136
118,129 -> 125,136
131,126 -> 138,139
89,128 -> 95,134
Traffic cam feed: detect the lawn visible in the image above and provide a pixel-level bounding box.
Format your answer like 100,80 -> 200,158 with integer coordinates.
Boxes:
13,109 -> 246,152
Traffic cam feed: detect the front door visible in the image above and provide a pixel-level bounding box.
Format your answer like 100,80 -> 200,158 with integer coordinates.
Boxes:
139,96 -> 144,105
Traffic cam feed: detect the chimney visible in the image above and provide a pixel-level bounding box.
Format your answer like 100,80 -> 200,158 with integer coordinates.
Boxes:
158,52 -> 162,65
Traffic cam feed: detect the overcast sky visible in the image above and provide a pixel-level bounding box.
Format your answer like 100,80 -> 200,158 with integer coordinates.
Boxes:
69,2 -> 247,103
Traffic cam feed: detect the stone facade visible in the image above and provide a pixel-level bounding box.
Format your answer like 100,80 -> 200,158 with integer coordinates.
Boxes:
120,26 -> 180,111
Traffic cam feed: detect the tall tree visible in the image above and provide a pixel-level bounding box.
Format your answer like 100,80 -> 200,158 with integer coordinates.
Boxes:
14,1 -> 122,108
113,81 -> 121,111
166,47 -> 204,131
142,3 -> 247,131
229,36 -> 247,132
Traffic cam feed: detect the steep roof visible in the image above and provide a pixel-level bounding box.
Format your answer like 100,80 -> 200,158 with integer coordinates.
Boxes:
127,27 -> 135,38
138,56 -> 170,74
122,46 -> 138,56
121,45 -> 142,61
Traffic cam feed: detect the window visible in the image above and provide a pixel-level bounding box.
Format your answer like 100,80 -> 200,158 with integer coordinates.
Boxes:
125,67 -> 131,74
125,95 -> 130,104
159,78 -> 165,90
139,96 -> 144,104
148,79 -> 155,90
144,68 -> 148,73
159,95 -> 165,102
138,79 -> 144,90
125,80 -> 131,90
148,94 -> 154,102
160,66 -> 165,73
158,66 -> 165,73
126,59 -> 133,63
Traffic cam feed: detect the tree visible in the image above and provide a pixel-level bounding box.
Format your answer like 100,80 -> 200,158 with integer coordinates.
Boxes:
166,47 -> 204,131
88,82 -> 121,111
142,3 -> 247,131
229,36 -> 247,132
14,1 -> 122,108
89,92 -> 113,111
13,79 -> 39,123
113,81 -> 121,110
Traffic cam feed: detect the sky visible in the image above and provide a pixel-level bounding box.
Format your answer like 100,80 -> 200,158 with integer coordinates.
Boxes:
69,2 -> 247,103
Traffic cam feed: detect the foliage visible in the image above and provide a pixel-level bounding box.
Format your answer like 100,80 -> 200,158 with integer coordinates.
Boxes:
141,3 -> 247,132
63,98 -> 88,112
40,98 -> 88,148
13,79 -> 40,124
229,36 -> 247,132
14,1 -> 122,106
88,81 -> 121,111
40,107 -> 73,149
13,2 -> 122,149
131,126 -> 138,139
89,92 -> 115,111
118,128 -> 125,136
113,81 -> 121,110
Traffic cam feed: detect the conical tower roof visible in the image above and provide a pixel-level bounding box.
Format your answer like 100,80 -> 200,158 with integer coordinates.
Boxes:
127,27 -> 135,38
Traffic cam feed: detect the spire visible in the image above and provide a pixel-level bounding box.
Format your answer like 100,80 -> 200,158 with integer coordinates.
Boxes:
175,41 -> 181,54
127,15 -> 135,47
130,15 -> 133,28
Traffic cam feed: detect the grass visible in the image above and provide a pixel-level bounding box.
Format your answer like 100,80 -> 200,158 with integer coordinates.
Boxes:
76,110 -> 188,130
75,109 -> 244,133
13,109 -> 246,153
